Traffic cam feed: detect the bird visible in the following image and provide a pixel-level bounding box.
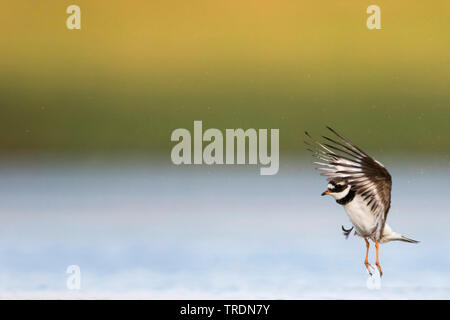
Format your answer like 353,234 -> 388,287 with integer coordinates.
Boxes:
304,126 -> 419,276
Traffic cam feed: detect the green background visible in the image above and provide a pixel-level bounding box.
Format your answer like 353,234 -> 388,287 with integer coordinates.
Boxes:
1,1 -> 449,156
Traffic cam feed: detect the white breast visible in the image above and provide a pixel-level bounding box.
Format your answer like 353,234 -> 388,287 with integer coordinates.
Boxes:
344,195 -> 377,237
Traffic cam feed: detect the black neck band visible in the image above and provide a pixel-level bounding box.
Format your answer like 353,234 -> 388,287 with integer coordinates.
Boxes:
336,189 -> 355,205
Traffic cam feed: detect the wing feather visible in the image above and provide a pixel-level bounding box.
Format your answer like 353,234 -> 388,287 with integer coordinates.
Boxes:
305,128 -> 392,226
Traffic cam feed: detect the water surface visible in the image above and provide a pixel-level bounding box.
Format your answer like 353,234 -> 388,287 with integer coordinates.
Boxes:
0,158 -> 448,299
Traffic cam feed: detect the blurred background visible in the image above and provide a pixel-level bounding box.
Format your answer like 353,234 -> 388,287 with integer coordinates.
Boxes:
0,1 -> 449,299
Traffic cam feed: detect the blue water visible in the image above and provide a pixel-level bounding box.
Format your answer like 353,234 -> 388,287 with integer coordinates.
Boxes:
0,157 -> 448,299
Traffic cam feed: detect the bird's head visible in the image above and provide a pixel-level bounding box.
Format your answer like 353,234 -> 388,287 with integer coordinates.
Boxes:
322,179 -> 351,200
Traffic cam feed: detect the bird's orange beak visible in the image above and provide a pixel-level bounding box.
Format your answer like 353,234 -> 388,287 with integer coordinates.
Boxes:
321,190 -> 330,196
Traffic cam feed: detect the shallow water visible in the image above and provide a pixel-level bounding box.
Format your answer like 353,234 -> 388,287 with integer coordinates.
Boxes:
0,157 -> 449,299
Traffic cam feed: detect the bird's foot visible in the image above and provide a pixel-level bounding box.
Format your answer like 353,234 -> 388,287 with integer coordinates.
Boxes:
376,263 -> 383,277
365,261 -> 375,276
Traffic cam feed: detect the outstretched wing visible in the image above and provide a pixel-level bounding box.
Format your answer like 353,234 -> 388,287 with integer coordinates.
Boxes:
305,127 -> 392,223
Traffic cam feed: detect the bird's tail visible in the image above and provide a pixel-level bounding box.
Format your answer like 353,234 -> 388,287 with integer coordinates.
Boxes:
396,235 -> 420,244
380,225 -> 420,244
382,233 -> 420,243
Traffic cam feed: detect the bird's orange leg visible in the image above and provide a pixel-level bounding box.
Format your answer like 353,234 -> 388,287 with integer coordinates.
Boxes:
364,238 -> 374,275
375,240 -> 383,277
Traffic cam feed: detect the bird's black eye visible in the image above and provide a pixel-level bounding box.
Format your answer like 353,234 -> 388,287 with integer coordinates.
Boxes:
332,184 -> 346,192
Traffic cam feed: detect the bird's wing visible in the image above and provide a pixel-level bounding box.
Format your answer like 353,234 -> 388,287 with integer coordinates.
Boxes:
305,127 -> 392,223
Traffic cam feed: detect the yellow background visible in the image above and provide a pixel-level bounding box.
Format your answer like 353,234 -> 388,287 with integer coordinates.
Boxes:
1,1 -> 449,155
